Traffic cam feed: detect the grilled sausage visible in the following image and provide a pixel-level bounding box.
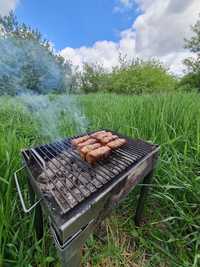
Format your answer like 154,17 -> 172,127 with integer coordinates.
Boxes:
86,146 -> 111,164
90,130 -> 106,138
71,135 -> 90,146
77,138 -> 97,150
94,132 -> 113,141
99,135 -> 119,145
107,138 -> 127,149
80,143 -> 101,160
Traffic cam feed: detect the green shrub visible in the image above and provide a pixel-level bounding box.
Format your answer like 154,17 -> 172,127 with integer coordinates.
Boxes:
78,59 -> 177,95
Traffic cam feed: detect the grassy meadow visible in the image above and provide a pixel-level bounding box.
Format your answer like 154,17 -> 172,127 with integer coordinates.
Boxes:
0,93 -> 199,267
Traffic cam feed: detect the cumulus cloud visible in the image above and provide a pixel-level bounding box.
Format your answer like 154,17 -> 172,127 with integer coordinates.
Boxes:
113,0 -> 135,12
61,0 -> 200,75
61,30 -> 136,71
0,0 -> 19,16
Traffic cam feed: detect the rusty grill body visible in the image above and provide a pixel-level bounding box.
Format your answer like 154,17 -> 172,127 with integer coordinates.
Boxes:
15,130 -> 159,267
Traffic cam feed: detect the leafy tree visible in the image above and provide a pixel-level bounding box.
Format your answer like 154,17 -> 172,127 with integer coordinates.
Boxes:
0,12 -> 72,95
180,15 -> 200,91
78,57 -> 177,95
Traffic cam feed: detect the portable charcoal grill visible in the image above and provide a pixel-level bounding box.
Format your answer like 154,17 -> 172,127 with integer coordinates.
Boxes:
14,130 -> 159,267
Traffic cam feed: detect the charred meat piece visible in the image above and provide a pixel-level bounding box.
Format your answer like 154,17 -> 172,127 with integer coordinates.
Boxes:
94,132 -> 113,141
86,146 -> 111,164
107,138 -> 127,149
90,130 -> 106,138
71,135 -> 90,146
77,138 -> 97,150
80,143 -> 101,160
100,135 -> 119,145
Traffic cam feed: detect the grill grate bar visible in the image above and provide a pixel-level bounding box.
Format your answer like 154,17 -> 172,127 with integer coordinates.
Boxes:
26,131 -> 157,215
40,145 -> 94,196
124,146 -> 148,158
35,147 -> 83,209
115,148 -> 140,161
60,140 -> 115,181
53,141 -> 110,183
29,149 -> 74,212
63,139 -> 131,175
48,142 -> 105,189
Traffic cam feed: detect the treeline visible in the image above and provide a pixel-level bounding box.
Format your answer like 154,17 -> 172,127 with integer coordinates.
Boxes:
72,15 -> 200,95
72,58 -> 177,95
0,13 -> 72,95
0,12 -> 200,96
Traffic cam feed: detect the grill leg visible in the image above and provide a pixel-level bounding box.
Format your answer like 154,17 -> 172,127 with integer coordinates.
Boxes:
59,248 -> 82,267
28,181 -> 43,240
135,170 -> 154,226
52,220 -> 94,267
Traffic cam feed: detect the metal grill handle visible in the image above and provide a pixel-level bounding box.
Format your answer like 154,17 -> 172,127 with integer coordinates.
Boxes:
14,166 -> 41,213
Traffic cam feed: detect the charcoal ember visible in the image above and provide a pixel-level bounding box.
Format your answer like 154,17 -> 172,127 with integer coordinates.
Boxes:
72,176 -> 79,185
72,188 -> 83,201
65,178 -> 74,189
48,162 -> 59,170
56,180 -> 63,189
77,175 -> 89,185
87,183 -> 96,192
79,185 -> 90,197
92,179 -> 101,188
51,158 -> 61,167
52,189 -> 68,206
59,158 -> 67,166
66,192 -> 76,205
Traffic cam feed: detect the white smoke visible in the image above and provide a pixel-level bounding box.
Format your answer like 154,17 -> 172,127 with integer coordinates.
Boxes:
19,94 -> 89,141
0,34 -> 89,139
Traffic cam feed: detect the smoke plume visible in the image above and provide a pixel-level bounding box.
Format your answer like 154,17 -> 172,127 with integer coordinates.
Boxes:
0,34 -> 89,139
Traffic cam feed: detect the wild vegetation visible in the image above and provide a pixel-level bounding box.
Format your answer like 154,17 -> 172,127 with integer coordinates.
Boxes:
0,13 -> 72,95
0,93 -> 199,267
0,10 -> 200,267
76,58 -> 177,95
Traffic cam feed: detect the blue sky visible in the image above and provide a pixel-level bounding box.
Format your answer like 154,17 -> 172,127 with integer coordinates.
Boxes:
1,0 -> 199,74
15,0 -> 139,50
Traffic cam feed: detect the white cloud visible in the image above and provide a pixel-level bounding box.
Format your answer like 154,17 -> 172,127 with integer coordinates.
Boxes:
0,0 -> 19,16
61,31 -> 136,71
61,0 -> 200,75
113,0 -> 135,13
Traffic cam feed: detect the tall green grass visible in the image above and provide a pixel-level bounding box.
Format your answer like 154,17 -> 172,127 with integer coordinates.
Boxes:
0,93 -> 199,266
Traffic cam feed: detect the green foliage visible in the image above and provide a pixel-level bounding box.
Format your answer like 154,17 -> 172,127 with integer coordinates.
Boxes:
0,12 -> 72,95
78,58 -> 177,95
178,72 -> 200,92
0,93 -> 199,266
180,14 -> 200,92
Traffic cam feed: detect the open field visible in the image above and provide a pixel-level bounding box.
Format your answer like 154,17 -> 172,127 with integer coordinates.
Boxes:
0,93 -> 199,267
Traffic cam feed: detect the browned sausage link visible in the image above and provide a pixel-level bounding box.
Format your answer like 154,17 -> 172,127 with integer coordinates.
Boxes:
100,135 -> 119,145
86,146 -> 111,164
77,138 -> 97,150
107,138 -> 127,149
90,130 -> 106,138
80,143 -> 101,160
71,135 -> 90,146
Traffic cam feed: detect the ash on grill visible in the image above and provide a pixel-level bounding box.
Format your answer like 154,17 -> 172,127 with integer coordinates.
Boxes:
37,150 -> 111,212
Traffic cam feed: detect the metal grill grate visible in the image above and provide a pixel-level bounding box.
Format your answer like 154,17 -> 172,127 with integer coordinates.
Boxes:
23,131 -> 156,215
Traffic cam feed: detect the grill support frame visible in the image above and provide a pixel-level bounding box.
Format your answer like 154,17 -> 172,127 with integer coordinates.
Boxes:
135,170 -> 154,226
15,132 -> 160,267
26,148 -> 158,267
